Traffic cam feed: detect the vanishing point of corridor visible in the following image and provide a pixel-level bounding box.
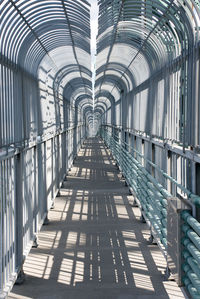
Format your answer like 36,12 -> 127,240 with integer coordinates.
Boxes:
9,139 -> 186,299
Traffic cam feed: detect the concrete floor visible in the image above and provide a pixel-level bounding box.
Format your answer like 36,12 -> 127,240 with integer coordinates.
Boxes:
8,138 -> 187,299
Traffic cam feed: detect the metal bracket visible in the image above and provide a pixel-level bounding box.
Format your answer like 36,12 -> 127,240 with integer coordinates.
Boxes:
32,236 -> 39,248
43,215 -> 50,225
50,201 -> 55,209
140,213 -> 146,223
132,198 -> 138,207
164,266 -> 175,281
15,267 -> 25,285
148,233 -> 157,245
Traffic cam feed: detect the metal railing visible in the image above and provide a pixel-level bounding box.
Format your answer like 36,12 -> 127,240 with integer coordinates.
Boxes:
0,125 -> 85,298
100,126 -> 200,299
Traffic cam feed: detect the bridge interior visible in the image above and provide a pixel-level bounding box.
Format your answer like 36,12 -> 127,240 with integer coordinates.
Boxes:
1,0 -> 200,298
8,138 -> 186,299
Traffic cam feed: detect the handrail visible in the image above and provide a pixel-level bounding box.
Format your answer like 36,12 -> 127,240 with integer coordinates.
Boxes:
104,126 -> 200,207
100,126 -> 200,299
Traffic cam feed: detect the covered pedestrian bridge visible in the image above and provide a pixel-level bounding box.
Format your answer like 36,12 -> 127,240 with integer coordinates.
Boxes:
1,0 -> 200,298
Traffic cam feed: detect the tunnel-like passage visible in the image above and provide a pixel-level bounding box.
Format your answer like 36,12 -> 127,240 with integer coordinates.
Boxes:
1,0 -> 200,298
8,138 -> 186,299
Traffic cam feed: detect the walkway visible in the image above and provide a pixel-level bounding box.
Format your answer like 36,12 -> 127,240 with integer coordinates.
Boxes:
9,138 -> 187,299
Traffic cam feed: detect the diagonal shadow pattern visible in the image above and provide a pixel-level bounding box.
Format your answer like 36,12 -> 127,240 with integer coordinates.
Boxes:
9,138 -> 187,299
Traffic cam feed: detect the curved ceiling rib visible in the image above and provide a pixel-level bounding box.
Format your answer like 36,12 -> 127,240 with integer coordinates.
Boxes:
1,0 -> 92,116
61,0 -> 89,96
96,0 -> 200,106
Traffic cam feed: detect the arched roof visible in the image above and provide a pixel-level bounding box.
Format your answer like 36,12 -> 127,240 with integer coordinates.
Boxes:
1,0 -> 90,70
1,0 -> 92,116
96,0 -> 200,104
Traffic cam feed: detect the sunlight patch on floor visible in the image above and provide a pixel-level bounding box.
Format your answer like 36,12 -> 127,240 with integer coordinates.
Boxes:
133,273 -> 154,291
66,232 -> 78,248
115,205 -> 129,219
122,230 -> 136,239
128,251 -> 148,271
58,253 -> 85,286
74,260 -> 84,285
23,254 -> 53,279
72,201 -> 88,220
78,233 -> 87,246
113,195 -> 124,204
58,257 -> 73,285
163,281 -> 187,298
150,251 -> 167,271
38,231 -> 62,249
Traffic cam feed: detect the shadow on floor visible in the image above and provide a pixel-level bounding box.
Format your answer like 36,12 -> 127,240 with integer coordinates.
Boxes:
9,138 -> 186,299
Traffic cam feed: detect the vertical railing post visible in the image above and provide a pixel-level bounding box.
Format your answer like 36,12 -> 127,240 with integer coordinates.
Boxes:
15,153 -> 25,284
